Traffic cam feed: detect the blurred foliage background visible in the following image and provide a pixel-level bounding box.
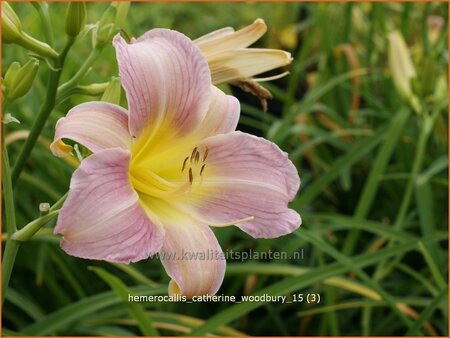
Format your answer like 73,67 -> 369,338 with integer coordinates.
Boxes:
2,2 -> 448,336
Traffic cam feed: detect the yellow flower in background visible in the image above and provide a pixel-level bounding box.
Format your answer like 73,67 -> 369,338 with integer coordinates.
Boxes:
388,31 -> 416,101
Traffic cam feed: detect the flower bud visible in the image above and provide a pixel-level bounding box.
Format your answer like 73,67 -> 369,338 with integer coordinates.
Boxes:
388,31 -> 416,101
112,2 -> 130,28
65,2 -> 87,37
4,58 -> 39,100
93,2 -> 129,47
2,2 -> 22,43
4,61 -> 21,89
101,77 -> 121,104
2,2 -> 57,58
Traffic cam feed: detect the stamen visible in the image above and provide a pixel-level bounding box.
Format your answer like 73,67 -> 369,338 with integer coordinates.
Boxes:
190,147 -> 198,163
194,151 -> 200,164
200,164 -> 206,176
131,176 -> 190,199
195,215 -> 255,227
253,71 -> 290,82
188,167 -> 193,184
181,156 -> 189,173
203,147 -> 209,162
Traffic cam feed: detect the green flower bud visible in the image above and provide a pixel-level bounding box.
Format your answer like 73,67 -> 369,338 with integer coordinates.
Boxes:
93,3 -> 129,47
4,58 -> 39,100
112,2 -> 130,28
93,5 -> 116,47
2,2 -> 22,43
65,2 -> 87,37
4,61 -> 21,90
18,32 -> 58,59
2,2 -> 57,58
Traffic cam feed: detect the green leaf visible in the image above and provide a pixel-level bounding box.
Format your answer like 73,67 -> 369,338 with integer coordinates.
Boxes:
188,233 -> 446,336
293,125 -> 387,209
90,267 -> 159,336
22,285 -> 166,335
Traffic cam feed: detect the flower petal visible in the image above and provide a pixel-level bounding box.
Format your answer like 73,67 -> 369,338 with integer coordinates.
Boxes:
195,86 -> 240,137
54,148 -> 164,263
160,224 -> 226,298
208,49 -> 292,85
51,102 -> 131,157
113,29 -> 211,138
179,131 -> 301,238
136,195 -> 225,297
195,19 -> 267,59
160,221 -> 225,298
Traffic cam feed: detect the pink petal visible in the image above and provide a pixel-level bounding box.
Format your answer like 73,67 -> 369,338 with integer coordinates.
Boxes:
194,86 -> 240,137
113,29 -> 211,138
179,131 -> 301,238
50,102 -> 131,157
160,221 -> 225,298
54,148 -> 164,263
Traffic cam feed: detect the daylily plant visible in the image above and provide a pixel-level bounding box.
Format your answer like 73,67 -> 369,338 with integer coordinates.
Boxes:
51,29 -> 301,297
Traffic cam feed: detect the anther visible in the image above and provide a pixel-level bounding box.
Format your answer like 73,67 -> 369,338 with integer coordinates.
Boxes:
190,147 -> 198,163
203,147 -> 209,162
181,156 -> 189,173
188,167 -> 193,184
200,164 -> 206,176
195,151 -> 200,164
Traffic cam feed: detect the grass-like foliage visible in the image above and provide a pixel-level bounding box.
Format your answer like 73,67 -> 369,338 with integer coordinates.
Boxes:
2,2 -> 448,336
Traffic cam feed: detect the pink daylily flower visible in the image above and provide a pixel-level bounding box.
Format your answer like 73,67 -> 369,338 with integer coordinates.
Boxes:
51,29 -> 301,297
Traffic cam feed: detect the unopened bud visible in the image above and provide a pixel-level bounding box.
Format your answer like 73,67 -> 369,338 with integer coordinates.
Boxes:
112,2 -> 130,28
93,3 -> 129,47
2,2 -> 22,43
4,61 -> 21,89
65,2 -> 87,37
93,5 -> 116,47
4,58 -> 39,100
101,77 -> 121,104
388,31 -> 416,101
2,2 -> 57,59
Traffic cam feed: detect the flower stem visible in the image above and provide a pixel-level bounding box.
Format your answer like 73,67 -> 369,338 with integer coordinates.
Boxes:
2,128 -> 17,236
11,37 -> 74,185
1,241 -> 19,306
57,46 -> 103,100
1,126 -> 18,306
1,193 -> 65,306
12,210 -> 59,242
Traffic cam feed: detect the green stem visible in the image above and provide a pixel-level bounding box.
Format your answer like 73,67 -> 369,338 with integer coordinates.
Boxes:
393,114 -> 435,230
2,126 -> 18,306
1,192 -> 65,305
373,108 -> 442,283
1,241 -> 20,306
57,46 -> 102,100
11,38 -> 74,185
50,192 -> 68,212
2,129 -> 17,236
11,210 -> 59,242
